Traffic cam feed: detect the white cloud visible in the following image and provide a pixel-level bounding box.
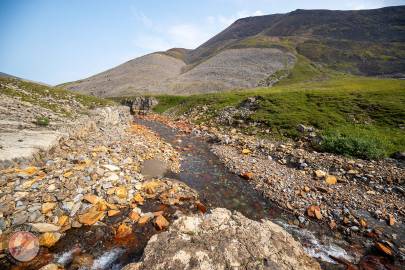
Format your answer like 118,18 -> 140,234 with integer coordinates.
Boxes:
131,9 -> 267,53
133,35 -> 173,51
168,24 -> 212,49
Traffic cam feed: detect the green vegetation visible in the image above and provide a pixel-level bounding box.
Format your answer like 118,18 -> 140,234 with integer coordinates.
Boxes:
35,116 -> 50,127
231,36 -> 295,52
317,127 -> 393,160
297,39 -> 405,75
151,95 -> 188,113
151,76 -> 405,159
0,77 -> 114,116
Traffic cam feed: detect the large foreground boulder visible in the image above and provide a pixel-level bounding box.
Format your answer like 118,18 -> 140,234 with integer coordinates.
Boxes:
124,208 -> 321,270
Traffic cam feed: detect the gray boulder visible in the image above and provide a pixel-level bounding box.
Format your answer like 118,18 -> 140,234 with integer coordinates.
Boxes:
123,208 -> 320,270
131,97 -> 158,115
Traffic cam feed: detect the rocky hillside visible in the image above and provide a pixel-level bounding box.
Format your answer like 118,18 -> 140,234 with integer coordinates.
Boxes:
62,5 -> 405,97
63,53 -> 186,97
63,47 -> 293,97
0,77 -> 113,167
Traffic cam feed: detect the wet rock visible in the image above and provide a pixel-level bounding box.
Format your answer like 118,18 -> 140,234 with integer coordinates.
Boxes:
375,242 -> 393,257
39,232 -> 62,247
388,214 -> 396,226
154,215 -> 169,230
39,263 -> 61,270
138,215 -> 151,225
116,223 -> 132,239
350,226 -> 359,232
132,208 -> 320,270
241,171 -> 254,180
129,211 -> 140,222
71,254 -> 94,269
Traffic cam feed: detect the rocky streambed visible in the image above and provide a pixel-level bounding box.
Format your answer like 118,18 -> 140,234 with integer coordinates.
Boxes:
0,107 -> 204,270
137,114 -> 404,269
0,106 -> 403,270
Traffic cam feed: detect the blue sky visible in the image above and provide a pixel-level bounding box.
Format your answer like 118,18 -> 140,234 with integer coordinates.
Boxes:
0,0 -> 404,85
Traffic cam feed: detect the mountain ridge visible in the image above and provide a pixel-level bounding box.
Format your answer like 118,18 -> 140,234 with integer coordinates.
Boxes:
61,5 -> 405,97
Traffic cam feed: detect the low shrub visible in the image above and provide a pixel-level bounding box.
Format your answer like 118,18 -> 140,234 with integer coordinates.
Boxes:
35,116 -> 50,127
317,127 -> 391,160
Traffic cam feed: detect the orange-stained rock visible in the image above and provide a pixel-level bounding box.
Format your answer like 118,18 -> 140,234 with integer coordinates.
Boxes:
129,211 -> 140,222
58,215 -> 69,227
325,175 -> 337,185
108,210 -> 120,217
360,218 -> 367,228
155,215 -> 170,230
138,216 -> 150,225
78,210 -> 105,225
375,242 -> 393,256
196,202 -> 207,214
133,193 -> 144,204
307,205 -> 322,220
116,187 -> 128,199
388,214 -> 395,226
83,194 -> 101,204
42,202 -> 56,214
241,172 -> 254,180
63,171 -> 73,177
39,232 -> 61,248
242,149 -> 251,155
116,224 -> 132,239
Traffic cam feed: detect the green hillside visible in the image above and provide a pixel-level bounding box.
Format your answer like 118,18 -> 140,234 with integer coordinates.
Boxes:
151,73 -> 405,160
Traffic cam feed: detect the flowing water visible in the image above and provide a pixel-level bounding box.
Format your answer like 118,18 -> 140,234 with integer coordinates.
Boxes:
136,118 -> 359,269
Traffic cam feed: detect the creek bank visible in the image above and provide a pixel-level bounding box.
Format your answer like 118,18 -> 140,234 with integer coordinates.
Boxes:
139,113 -> 404,267
0,106 -> 203,269
0,80 -> 111,168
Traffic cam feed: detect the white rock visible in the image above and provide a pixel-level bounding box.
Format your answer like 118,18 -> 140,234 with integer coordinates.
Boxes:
30,223 -> 60,232
102,164 -> 120,171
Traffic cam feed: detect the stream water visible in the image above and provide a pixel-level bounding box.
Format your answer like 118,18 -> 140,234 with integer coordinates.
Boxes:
136,118 -> 359,269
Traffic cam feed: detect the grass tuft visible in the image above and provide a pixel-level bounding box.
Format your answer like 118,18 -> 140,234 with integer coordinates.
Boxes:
35,116 -> 50,127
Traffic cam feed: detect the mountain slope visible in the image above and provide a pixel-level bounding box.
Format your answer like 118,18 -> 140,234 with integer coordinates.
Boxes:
64,53 -> 186,97
62,5 -> 405,97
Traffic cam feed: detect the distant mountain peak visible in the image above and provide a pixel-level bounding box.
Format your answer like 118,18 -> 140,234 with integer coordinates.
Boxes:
62,5 -> 405,97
